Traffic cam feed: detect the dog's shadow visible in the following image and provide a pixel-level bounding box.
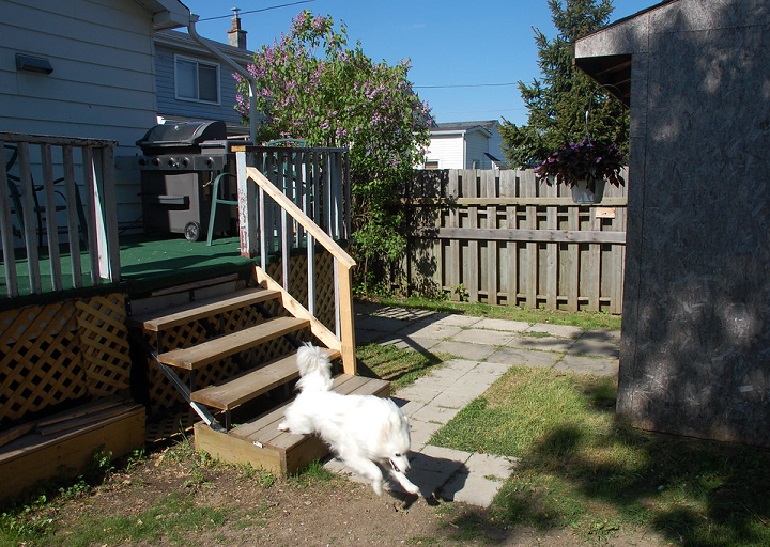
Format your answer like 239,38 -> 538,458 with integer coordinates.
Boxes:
393,450 -> 470,509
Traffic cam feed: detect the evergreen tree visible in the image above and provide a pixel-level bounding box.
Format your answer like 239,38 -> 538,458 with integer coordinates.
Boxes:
500,0 -> 628,167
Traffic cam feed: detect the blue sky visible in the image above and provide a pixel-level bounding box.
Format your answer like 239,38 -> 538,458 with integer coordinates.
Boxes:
181,0 -> 653,126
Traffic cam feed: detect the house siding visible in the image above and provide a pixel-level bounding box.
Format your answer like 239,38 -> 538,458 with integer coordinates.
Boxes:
0,0 -> 158,142
425,121 -> 507,170
464,130 -> 491,169
154,42 -> 247,126
1,0 -> 167,227
426,134 -> 464,169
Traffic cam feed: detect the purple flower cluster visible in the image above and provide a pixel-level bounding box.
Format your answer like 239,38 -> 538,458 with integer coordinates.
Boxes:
535,138 -> 626,187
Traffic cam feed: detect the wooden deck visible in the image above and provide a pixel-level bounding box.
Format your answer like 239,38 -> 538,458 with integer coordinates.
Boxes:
0,235 -> 255,307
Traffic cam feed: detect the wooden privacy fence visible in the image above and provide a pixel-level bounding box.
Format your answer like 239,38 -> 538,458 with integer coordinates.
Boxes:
395,168 -> 628,314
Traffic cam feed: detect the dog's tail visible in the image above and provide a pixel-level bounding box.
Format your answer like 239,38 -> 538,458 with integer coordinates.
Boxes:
295,343 -> 333,391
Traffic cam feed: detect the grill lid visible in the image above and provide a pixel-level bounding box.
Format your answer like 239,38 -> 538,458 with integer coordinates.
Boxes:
136,120 -> 228,149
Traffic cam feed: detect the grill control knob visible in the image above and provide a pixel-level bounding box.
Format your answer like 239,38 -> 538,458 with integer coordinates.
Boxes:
151,157 -> 161,166
167,157 -> 177,168
138,158 -> 146,166
205,157 -> 214,168
181,157 -> 189,168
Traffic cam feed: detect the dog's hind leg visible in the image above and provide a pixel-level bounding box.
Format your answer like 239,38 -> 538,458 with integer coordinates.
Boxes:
342,456 -> 386,496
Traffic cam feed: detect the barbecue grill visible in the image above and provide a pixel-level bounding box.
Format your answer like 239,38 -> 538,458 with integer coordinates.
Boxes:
136,120 -> 234,241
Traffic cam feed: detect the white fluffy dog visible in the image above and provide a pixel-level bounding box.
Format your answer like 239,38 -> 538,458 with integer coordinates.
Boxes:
278,344 -> 419,497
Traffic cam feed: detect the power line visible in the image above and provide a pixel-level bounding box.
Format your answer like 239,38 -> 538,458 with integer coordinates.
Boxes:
413,82 -> 519,89
198,0 -> 317,22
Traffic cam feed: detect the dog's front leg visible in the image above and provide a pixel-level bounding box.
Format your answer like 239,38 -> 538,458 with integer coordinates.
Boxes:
388,469 -> 420,496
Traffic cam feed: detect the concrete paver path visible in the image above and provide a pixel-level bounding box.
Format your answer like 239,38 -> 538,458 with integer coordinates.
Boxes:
325,303 -> 621,507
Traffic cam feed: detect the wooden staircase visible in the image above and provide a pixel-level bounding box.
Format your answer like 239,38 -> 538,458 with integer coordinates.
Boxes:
128,273 -> 388,476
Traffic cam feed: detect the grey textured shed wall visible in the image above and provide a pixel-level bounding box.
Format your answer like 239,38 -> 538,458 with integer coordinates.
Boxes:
577,0 -> 770,446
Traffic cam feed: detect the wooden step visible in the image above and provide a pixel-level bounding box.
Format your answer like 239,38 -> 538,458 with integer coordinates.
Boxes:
190,347 -> 341,411
157,316 -> 309,370
128,287 -> 281,331
194,374 -> 390,476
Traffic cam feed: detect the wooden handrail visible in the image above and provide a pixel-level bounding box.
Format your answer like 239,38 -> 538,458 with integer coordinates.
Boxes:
245,165 -> 357,374
246,167 -> 355,269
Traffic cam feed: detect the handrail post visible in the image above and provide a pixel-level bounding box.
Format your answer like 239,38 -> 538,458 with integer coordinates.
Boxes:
234,148 -> 257,258
337,262 -> 356,375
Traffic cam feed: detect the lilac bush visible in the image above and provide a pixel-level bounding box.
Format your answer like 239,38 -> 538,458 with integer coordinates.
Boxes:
235,11 -> 433,291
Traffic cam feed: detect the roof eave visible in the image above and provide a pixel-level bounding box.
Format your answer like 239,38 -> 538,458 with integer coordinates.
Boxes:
134,0 -> 190,30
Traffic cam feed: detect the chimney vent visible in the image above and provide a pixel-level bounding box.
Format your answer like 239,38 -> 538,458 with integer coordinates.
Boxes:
228,7 -> 248,49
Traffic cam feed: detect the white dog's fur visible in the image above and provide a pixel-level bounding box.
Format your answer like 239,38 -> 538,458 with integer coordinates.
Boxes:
278,344 -> 419,496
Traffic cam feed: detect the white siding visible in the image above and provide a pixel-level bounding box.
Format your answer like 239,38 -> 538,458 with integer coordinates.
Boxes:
464,130 -> 490,169
425,134 -> 464,169
0,0 -> 180,227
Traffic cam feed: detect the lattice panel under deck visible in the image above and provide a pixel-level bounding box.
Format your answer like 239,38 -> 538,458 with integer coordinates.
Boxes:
0,302 -> 84,424
75,295 -> 131,398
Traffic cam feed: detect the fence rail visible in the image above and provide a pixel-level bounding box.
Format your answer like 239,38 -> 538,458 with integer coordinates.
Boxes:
395,168 -> 628,314
1,132 -> 119,298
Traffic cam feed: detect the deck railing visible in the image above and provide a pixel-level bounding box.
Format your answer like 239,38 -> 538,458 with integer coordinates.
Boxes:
232,145 -> 356,374
0,132 -> 120,298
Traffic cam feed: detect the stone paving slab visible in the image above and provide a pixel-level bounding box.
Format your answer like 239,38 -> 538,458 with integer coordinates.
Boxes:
431,314 -> 483,328
555,354 -> 619,376
525,323 -> 584,338
442,453 -> 519,507
486,345 -> 562,368
473,317 -> 531,332
402,323 -> 463,340
568,331 -> 621,358
452,327 -> 516,346
506,334 -> 576,352
430,340 -> 497,361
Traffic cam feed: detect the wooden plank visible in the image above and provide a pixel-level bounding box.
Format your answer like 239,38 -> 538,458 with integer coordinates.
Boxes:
484,171 -> 498,305
0,406 -> 144,502
587,209 -> 602,311
414,227 -> 626,244
158,316 -> 309,370
505,205 -> 518,306
148,273 -> 239,297
0,423 -> 34,449
524,176 -> 538,309
229,405 -> 287,442
447,170 -> 460,295
191,348 -> 341,410
461,170 -> 477,302
37,405 -> 135,436
543,187 -> 558,310
407,197 -> 628,207
34,396 -> 129,429
194,422 -> 285,475
128,287 -> 281,331
566,205 -> 580,311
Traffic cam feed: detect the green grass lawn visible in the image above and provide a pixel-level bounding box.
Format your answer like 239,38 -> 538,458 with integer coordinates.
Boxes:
430,365 -> 770,546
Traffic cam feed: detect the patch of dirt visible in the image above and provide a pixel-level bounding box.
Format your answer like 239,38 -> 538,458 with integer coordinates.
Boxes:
36,442 -> 670,546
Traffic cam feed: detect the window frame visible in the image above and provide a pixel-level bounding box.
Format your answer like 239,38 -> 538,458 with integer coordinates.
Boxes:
173,54 -> 221,105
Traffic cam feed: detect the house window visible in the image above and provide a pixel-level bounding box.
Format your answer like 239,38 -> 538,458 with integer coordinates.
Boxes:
175,56 -> 219,104
425,160 -> 439,169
